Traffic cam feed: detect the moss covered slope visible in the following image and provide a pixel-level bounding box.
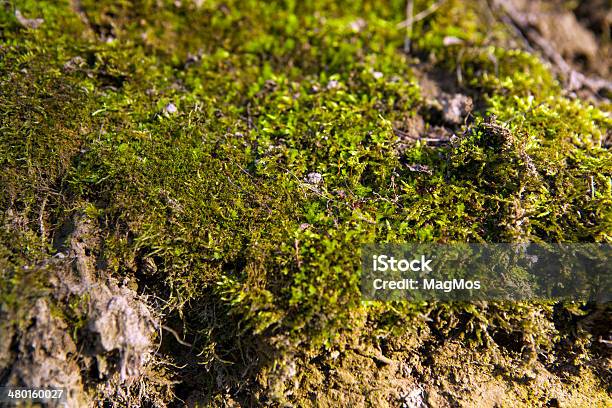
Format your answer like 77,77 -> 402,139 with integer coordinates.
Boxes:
1,0 -> 610,406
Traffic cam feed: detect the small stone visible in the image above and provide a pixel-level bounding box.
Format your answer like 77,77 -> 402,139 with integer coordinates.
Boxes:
63,56 -> 86,73
399,387 -> 426,408
141,257 -> 158,275
326,80 -> 340,90
184,52 -> 202,68
305,172 -> 323,185
15,9 -> 44,29
263,79 -> 278,92
407,164 -> 432,175
372,71 -> 383,79
441,93 -> 473,125
443,36 -> 463,46
349,18 -> 366,32
163,103 -> 178,115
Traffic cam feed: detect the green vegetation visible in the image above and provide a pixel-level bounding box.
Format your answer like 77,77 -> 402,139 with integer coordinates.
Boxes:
1,0 -> 610,406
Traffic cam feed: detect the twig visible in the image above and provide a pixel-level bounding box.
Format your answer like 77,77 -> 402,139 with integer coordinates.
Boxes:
294,238 -> 302,268
39,195 -> 48,244
398,0 -> 445,28
162,325 -> 193,347
246,102 -> 254,130
404,0 -> 414,53
598,337 -> 612,346
352,347 -> 396,366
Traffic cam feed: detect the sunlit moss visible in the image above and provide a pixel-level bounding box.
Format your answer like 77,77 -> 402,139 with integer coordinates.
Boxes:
1,0 -> 610,405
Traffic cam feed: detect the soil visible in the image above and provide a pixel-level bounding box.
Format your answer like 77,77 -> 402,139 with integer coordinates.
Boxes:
512,0 -> 610,79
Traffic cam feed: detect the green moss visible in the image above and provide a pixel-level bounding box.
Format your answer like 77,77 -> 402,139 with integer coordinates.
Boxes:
1,0 -> 610,405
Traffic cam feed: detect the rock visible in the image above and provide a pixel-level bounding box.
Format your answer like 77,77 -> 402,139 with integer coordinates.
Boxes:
163,103 -> 178,115
326,80 -> 340,90
305,172 -> 323,185
60,215 -> 157,382
513,0 -> 598,64
441,93 -> 473,125
2,214 -> 160,406
403,115 -> 425,140
399,387 -> 427,408
63,56 -> 87,73
394,114 -> 426,153
15,10 -> 44,29
88,290 -> 155,381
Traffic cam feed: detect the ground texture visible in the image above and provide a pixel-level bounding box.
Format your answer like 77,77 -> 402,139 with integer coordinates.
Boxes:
0,0 -> 611,407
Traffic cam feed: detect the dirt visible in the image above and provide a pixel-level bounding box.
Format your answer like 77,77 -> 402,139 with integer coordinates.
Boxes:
3,298 -> 87,407
512,0 -> 610,79
1,213 -> 164,407
575,0 -> 611,77
285,328 -> 612,408
397,0 -> 611,153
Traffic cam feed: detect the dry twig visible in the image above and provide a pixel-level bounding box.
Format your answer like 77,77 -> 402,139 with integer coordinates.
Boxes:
398,0 -> 446,28
404,0 -> 414,53
161,325 -> 193,347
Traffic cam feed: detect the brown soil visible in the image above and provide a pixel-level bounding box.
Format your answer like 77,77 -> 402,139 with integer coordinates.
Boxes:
513,0 -> 610,79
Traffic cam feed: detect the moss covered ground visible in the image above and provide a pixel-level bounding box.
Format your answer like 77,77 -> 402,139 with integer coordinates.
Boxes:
0,0 -> 610,406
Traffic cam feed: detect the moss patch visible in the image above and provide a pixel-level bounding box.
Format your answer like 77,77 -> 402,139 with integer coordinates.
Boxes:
1,0 -> 610,406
